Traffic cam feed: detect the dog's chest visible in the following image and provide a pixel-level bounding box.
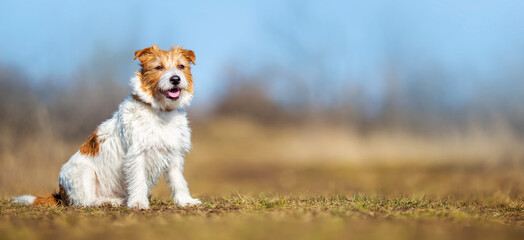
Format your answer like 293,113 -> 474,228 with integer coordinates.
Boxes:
124,107 -> 191,154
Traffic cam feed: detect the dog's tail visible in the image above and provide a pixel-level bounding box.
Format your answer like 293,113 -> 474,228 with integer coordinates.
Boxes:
13,192 -> 62,206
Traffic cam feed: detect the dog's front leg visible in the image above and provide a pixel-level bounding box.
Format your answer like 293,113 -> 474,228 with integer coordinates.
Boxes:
167,155 -> 201,206
124,150 -> 150,210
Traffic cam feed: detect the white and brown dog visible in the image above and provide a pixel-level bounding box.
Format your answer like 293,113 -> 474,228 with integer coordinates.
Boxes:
14,45 -> 201,209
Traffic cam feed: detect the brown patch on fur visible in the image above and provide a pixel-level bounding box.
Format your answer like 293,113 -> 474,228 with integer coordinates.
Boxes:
57,184 -> 70,205
131,94 -> 152,107
131,94 -> 174,112
79,130 -> 101,156
32,184 -> 70,206
178,48 -> 195,93
33,194 -> 59,206
181,49 -> 196,65
133,45 -> 196,96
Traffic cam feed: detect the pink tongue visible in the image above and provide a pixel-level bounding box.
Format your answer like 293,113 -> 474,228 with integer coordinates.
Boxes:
168,90 -> 180,98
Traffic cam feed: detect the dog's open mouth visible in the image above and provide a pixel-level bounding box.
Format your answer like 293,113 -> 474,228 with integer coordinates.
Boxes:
160,88 -> 181,100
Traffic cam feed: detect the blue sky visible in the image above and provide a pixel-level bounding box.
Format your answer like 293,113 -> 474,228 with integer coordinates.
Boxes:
1,0 -> 523,105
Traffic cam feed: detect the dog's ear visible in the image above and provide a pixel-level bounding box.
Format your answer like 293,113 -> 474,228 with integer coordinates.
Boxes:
182,49 -> 196,65
134,45 -> 159,62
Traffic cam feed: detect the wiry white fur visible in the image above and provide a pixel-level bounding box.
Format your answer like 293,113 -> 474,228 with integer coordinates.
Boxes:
55,71 -> 200,209
13,195 -> 36,205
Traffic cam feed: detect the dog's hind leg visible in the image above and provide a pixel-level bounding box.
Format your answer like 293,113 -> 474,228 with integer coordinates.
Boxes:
59,161 -> 99,207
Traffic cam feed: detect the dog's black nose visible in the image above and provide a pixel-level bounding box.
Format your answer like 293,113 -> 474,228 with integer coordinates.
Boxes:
170,75 -> 181,85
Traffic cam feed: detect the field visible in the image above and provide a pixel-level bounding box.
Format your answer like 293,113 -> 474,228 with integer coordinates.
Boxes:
1,118 -> 523,239
1,193 -> 523,240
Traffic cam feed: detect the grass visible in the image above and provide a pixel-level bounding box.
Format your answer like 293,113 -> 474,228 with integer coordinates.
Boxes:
2,165 -> 524,240
1,194 -> 523,240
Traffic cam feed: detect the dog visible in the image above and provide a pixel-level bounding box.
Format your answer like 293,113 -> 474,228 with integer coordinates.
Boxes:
13,45 -> 201,209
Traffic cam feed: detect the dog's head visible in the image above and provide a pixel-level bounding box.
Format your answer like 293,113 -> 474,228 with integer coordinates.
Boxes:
133,45 -> 196,110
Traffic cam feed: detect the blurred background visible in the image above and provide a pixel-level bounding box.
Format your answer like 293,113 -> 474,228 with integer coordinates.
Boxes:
0,0 -> 523,200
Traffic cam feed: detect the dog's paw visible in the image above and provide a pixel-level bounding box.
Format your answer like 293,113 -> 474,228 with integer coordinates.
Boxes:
127,200 -> 149,210
174,195 -> 202,207
97,198 -> 124,207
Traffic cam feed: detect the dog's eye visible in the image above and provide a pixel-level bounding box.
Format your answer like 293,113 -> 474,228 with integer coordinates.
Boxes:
155,66 -> 164,70
178,65 -> 185,70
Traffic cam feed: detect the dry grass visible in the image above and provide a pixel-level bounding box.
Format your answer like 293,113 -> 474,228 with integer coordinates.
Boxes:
1,117 -> 523,239
1,194 -> 523,240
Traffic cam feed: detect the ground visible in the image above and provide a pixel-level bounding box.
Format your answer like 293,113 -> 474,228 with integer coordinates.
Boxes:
1,163 -> 523,240
1,194 -> 523,240
1,120 -> 523,239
